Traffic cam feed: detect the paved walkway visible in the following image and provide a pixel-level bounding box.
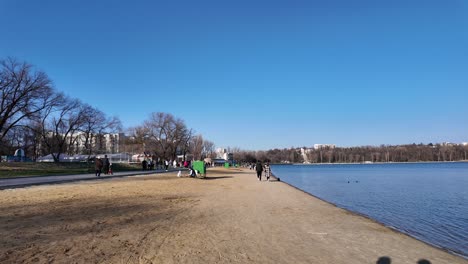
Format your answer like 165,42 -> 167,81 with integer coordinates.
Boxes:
0,169 -> 179,190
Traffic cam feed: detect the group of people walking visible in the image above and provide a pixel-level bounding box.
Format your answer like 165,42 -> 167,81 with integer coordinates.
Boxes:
141,159 -> 156,171
141,158 -> 169,171
142,158 -> 192,171
94,155 -> 199,177
255,161 -> 271,181
94,155 -> 112,177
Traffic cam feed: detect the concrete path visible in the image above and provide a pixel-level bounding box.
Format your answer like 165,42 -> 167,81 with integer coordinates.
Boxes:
0,169 -> 180,190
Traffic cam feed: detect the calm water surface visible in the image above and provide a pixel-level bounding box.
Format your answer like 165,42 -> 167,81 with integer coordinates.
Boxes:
271,162 -> 468,258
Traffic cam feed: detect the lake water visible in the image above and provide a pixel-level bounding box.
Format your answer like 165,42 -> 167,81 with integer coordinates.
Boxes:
270,162 -> 468,258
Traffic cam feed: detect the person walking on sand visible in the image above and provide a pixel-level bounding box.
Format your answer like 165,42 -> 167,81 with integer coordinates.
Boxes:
103,155 -> 110,175
265,162 -> 271,181
95,157 -> 103,177
204,161 -> 207,177
256,160 -> 263,181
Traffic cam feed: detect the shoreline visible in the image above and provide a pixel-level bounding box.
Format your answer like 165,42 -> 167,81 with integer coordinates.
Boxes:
0,168 -> 466,263
273,160 -> 468,166
270,171 -> 467,260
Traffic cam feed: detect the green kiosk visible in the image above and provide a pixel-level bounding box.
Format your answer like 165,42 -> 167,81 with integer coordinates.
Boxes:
192,161 -> 206,178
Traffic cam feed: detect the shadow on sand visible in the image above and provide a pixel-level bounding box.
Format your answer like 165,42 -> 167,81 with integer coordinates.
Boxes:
202,176 -> 233,180
377,256 -> 432,264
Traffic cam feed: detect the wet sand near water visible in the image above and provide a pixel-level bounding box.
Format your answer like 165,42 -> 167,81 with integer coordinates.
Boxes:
0,168 -> 466,264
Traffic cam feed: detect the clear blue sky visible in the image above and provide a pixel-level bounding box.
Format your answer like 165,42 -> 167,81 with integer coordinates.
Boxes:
1,0 -> 467,150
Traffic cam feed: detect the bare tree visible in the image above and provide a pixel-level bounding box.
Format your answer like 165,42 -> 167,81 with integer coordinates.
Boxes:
190,135 -> 204,160
0,57 -> 55,144
37,96 -> 86,162
2,124 -> 39,160
173,119 -> 193,160
138,113 -> 172,158
464,145 -> 468,161
140,112 -> 192,160
74,105 -> 106,157
202,140 -> 215,159
94,115 -> 122,154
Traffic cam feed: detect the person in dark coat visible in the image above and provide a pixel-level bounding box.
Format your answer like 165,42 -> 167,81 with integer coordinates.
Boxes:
103,155 -> 110,175
256,160 -> 263,181
95,158 -> 103,177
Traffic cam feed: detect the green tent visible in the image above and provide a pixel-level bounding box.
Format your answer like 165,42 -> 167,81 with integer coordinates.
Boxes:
193,161 -> 205,176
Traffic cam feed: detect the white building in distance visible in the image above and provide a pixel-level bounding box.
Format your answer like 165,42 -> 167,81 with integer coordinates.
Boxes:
64,132 -> 124,154
216,148 -> 233,160
313,144 -> 336,150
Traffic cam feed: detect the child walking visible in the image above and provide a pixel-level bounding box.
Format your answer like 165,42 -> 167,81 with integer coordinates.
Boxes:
108,163 -> 113,175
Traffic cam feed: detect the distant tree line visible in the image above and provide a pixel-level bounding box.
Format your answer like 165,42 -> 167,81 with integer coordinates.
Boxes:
305,143 -> 468,163
233,143 -> 468,164
233,148 -> 304,164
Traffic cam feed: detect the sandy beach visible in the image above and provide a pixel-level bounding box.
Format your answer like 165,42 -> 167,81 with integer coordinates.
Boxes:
0,168 -> 466,264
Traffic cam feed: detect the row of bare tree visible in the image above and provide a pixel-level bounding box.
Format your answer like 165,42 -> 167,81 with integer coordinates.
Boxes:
233,143 -> 468,164
0,57 -> 121,162
1,58 -> 215,162
125,112 -> 216,161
